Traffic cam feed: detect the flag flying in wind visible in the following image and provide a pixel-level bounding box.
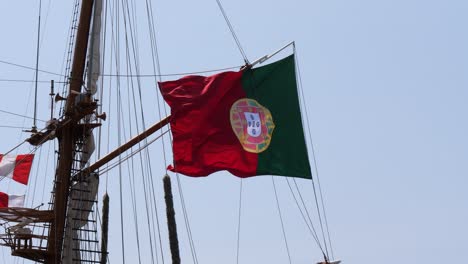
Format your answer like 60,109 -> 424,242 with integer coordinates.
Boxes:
0,154 -> 34,185
159,55 -> 311,179
0,192 -> 25,208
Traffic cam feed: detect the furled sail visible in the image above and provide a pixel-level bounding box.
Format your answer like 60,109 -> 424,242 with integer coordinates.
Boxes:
62,174 -> 99,263
87,0 -> 102,96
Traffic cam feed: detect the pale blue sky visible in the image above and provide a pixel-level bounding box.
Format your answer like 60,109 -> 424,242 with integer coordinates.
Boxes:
0,1 -> 467,264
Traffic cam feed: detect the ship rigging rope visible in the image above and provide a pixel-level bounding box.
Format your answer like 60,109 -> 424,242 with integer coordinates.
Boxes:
27,145 -> 42,207
0,125 -> 30,129
120,3 -> 151,262
112,2 -> 128,261
97,131 -> 170,178
101,1 -> 171,262
235,179 -> 243,264
57,0 -> 81,118
121,0 -> 167,262
175,174 -> 200,264
0,58 -> 241,79
0,79 -> 66,83
1,116 -> 59,156
294,45 -> 335,260
0,109 -> 46,122
117,76 -> 127,264
215,0 -> 249,64
140,0 -> 201,261
141,1 -> 174,261
0,59 -> 63,77
285,177 -> 326,253
271,177 -> 292,264
101,65 -> 242,77
32,0 -> 43,131
143,0 -> 169,175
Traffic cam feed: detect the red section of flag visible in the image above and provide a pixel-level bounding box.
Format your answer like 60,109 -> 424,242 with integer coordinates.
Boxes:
13,154 -> 34,185
0,192 -> 8,208
0,154 -> 34,185
159,71 -> 257,177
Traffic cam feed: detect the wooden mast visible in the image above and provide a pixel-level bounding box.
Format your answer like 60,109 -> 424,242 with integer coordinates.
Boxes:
45,0 -> 95,262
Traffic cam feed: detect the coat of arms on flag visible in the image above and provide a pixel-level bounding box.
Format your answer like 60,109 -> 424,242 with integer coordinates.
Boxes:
230,98 -> 275,153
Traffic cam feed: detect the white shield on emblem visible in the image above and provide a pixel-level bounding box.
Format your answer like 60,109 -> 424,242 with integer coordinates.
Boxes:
243,112 -> 261,137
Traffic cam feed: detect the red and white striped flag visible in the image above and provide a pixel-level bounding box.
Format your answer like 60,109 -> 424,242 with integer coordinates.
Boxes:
0,192 -> 25,208
0,154 -> 34,185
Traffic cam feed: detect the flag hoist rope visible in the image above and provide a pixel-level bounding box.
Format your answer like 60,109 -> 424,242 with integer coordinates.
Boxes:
294,44 -> 336,261
272,177 -> 293,264
285,177 -> 326,253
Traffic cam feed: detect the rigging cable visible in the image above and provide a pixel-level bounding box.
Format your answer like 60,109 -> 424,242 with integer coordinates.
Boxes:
142,3 -> 197,260
271,177 -> 292,264
32,0 -> 42,131
97,130 -> 170,175
122,1 -> 159,262
114,1 -> 127,262
0,79 -> 65,83
294,51 -> 330,259
0,58 -> 240,79
142,1 -> 172,261
117,86 -> 127,264
0,109 -> 46,122
57,0 -> 81,117
40,141 -> 52,203
27,144 -> 43,207
285,177 -> 325,255
143,0 -> 200,261
121,1 -> 160,262
215,0 -> 249,64
0,125 -> 30,129
100,65 -> 241,77
294,44 -> 335,260
3,141 -> 27,156
174,174 -> 200,264
0,59 -> 63,77
120,1 -> 146,262
236,179 -> 243,264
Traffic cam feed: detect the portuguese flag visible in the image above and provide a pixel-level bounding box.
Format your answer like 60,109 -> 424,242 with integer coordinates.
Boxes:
159,55 -> 311,179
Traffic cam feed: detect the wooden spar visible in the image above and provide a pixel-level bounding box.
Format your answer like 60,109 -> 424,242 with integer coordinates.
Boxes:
45,0 -> 95,263
163,175 -> 181,264
82,115 -> 171,175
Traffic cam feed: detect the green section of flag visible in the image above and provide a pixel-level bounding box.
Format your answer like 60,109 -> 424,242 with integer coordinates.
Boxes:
241,55 -> 312,178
